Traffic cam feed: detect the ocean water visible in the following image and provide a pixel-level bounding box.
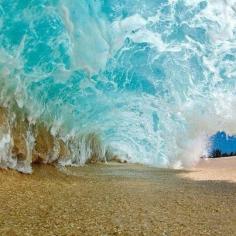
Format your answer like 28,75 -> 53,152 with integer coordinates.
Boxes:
0,0 -> 236,172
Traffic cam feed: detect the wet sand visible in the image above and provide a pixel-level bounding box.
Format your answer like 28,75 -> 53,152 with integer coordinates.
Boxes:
0,162 -> 235,236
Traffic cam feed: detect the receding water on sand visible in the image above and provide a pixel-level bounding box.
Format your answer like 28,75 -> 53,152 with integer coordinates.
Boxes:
0,163 -> 235,236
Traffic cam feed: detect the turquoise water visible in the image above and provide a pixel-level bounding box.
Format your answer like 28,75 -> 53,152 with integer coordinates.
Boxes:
0,0 -> 236,170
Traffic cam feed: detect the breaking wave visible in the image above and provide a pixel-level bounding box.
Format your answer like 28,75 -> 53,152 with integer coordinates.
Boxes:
0,0 -> 236,172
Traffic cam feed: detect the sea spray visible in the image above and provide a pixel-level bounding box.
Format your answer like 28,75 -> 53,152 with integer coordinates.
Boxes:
0,104 -> 109,173
0,0 -> 236,171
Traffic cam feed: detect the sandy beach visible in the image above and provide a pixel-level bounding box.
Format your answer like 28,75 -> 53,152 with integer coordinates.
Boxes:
0,160 -> 235,236
182,157 -> 236,183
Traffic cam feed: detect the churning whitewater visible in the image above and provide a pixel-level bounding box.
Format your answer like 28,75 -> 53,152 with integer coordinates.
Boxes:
0,0 -> 236,172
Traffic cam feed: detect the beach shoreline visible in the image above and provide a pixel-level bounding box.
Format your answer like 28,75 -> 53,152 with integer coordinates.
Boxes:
181,156 -> 236,183
0,159 -> 235,235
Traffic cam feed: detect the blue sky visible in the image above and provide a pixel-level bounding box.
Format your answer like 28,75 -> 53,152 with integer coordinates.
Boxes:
211,132 -> 236,154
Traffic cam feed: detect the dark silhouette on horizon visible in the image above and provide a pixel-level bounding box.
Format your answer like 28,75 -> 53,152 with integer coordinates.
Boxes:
209,149 -> 236,158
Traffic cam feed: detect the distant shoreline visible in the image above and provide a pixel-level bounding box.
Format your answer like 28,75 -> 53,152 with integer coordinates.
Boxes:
181,156 -> 236,183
